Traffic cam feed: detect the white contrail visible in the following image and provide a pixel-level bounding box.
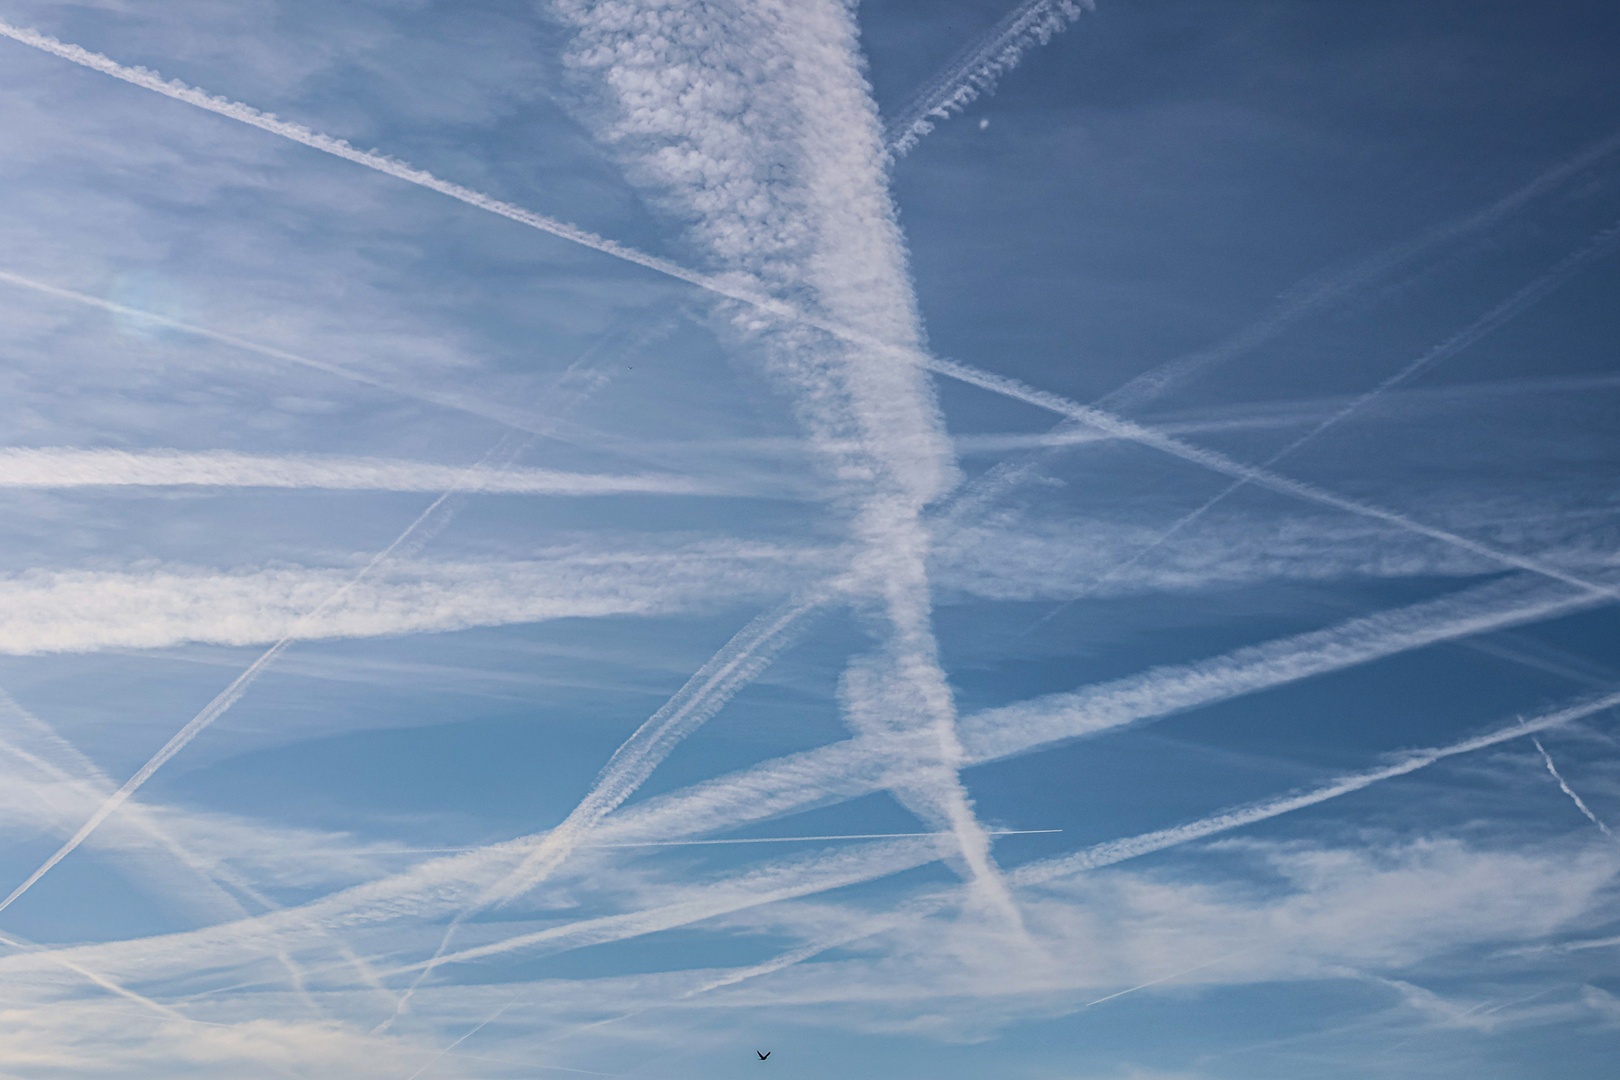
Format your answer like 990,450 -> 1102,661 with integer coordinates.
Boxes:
0,268 -> 567,439
886,0 -> 1093,156
1099,126 -> 1620,413
28,573 -> 1583,992
2,11 -> 1015,924
1012,688 -> 1620,885
0,447 -> 711,496
0,23 -> 801,318
597,571 -> 1610,848
5,13 -> 1603,607
1031,216 -> 1620,623
401,987 -> 527,1080
378,594 -> 826,1029
1531,737 -> 1615,838
0,928 -> 185,1021
384,837 -> 947,977
550,0 -> 1024,936
0,439 -> 524,917
482,596 -> 824,907
0,687 -> 398,1012
918,352 -> 1620,601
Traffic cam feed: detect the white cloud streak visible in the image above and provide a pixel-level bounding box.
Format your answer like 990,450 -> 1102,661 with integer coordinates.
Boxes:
0,543 -> 820,655
1531,737 -> 1615,838
0,447 -> 713,496
6,12 -> 1595,611
384,836 -> 948,976
1012,688 -> 1620,885
1080,217 -> 1620,595
597,571 -> 1612,848
886,0 -> 1094,156
549,0 -> 1022,933
920,352 -> 1620,601
0,437 -> 525,917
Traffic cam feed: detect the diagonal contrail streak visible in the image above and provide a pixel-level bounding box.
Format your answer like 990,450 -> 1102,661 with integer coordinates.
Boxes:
0,437 -> 527,918
885,0 -> 1093,156
1013,688 -> 1620,884
5,16 -> 1611,605
1027,215 -> 1620,629
1098,127 -> 1620,413
1531,737 -> 1615,838
0,927 -> 185,1021
919,352 -> 1620,601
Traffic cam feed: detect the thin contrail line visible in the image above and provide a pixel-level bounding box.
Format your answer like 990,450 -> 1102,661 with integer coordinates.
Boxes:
886,0 -> 1092,156
0,21 -> 796,318
919,353 -> 1620,601
1098,126 -> 1620,413
1026,215 -> 1620,631
7,15 -> 1610,602
1014,688 -> 1620,884
0,268 -> 558,438
401,987 -> 527,1080
339,830 -> 1060,855
1531,737 -> 1615,837
1077,954 -> 1233,1009
0,438 -> 525,917
0,928 -> 184,1021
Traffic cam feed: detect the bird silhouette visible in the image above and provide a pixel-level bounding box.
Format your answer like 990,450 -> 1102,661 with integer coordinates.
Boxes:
756,1051 -> 771,1061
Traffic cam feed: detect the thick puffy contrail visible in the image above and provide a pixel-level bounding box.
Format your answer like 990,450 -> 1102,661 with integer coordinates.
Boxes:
0,446 -> 713,496
4,15 -> 1600,604
1532,737 -> 1615,838
1011,688 -> 1620,885
7,572 -> 1593,994
549,0 -> 1024,935
886,0 -> 1093,156
0,439 -> 525,917
594,571 -> 1613,849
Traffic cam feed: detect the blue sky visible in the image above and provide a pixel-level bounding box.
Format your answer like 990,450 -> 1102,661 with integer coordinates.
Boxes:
0,1 -> 1618,1077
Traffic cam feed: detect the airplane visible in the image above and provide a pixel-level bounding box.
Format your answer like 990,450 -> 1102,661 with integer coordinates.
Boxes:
757,1051 -> 771,1061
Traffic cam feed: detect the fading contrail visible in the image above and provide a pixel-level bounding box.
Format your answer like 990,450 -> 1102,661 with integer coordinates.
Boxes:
12,573 -> 1594,995
919,352 -> 1620,601
484,596 -> 824,907
886,0 -> 1093,156
378,595 -> 827,1029
0,446 -> 713,496
5,14 -> 1604,603
0,22 -> 796,317
1031,215 -> 1620,626
0,927 -> 184,1021
1531,737 -> 1615,838
0,439 -> 525,917
1012,688 -> 1620,885
383,837 -> 948,977
1099,126 -> 1620,413
0,268 -> 566,439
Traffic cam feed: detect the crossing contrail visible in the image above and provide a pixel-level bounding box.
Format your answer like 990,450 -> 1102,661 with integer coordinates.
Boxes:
1013,688 -> 1620,884
0,438 -> 526,917
6,14 -> 1607,607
